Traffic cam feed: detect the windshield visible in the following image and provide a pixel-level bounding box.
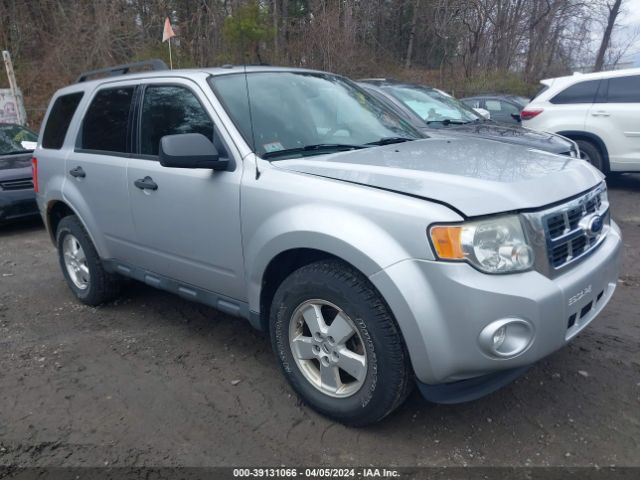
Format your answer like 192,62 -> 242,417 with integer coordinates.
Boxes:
381,85 -> 479,124
0,124 -> 38,155
209,72 -> 421,158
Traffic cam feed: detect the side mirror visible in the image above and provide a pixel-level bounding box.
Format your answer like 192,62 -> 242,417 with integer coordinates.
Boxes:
159,133 -> 229,170
511,113 -> 522,122
474,108 -> 491,120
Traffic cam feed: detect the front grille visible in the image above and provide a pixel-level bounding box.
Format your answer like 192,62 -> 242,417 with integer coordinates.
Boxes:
542,185 -> 608,270
0,177 -> 34,191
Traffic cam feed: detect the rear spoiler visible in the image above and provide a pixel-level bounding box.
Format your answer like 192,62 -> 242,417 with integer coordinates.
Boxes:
540,71 -> 583,87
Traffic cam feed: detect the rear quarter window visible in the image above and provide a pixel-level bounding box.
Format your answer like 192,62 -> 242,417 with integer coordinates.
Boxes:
42,92 -> 84,149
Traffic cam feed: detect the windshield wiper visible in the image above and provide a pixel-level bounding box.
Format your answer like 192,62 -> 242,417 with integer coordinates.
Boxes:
365,137 -> 415,146
262,143 -> 368,160
425,119 -> 469,125
0,150 -> 30,155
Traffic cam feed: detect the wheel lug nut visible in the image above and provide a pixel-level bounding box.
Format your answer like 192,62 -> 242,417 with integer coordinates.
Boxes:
327,336 -> 335,345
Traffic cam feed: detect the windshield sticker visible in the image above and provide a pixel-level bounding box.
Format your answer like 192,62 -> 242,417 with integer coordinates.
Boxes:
263,142 -> 284,153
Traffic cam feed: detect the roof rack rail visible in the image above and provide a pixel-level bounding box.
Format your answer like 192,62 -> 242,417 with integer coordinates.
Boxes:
76,59 -> 168,83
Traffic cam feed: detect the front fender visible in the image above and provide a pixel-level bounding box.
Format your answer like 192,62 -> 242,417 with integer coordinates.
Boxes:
245,204 -> 414,314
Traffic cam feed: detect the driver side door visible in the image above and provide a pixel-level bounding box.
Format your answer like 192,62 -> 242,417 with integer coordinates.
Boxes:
126,79 -> 245,302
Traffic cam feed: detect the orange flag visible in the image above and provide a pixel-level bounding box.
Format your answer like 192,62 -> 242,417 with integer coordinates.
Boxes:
162,17 -> 176,42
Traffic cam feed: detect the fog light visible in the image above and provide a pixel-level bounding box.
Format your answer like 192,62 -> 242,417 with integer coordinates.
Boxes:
492,327 -> 506,349
479,318 -> 533,358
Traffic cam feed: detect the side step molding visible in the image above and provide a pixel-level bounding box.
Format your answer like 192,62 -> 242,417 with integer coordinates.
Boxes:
103,259 -> 250,320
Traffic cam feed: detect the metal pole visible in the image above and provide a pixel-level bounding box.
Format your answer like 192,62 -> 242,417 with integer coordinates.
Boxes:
168,38 -> 173,70
2,50 -> 26,125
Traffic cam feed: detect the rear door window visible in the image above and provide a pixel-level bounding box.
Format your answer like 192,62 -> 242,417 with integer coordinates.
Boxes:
81,87 -> 135,153
607,75 -> 640,103
42,92 -> 84,149
139,85 -> 214,156
485,100 -> 520,114
550,80 -> 601,104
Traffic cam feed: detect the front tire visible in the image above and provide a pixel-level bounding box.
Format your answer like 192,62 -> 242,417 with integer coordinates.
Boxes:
56,215 -> 121,306
270,260 -> 413,426
576,139 -> 607,172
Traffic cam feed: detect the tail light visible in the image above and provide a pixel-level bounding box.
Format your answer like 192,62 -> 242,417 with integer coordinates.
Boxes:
31,157 -> 39,193
520,109 -> 543,120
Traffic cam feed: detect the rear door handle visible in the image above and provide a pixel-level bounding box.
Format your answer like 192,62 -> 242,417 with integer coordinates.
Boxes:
134,176 -> 158,191
69,166 -> 86,178
591,111 -> 610,117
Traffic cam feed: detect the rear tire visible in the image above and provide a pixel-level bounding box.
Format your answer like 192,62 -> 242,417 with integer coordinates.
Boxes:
270,260 -> 413,426
576,139 -> 607,173
56,215 -> 121,306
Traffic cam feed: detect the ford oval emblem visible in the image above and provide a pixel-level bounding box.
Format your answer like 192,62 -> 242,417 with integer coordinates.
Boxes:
587,215 -> 604,236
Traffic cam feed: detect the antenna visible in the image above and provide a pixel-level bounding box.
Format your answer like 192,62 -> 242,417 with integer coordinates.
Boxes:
243,62 -> 260,179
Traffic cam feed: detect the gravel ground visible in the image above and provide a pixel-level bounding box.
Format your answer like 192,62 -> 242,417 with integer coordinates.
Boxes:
0,175 -> 639,468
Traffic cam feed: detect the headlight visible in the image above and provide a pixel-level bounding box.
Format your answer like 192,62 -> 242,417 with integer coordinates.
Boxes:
429,215 -> 534,274
599,184 -> 609,206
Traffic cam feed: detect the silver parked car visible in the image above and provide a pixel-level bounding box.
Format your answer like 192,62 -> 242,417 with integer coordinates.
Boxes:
34,62 -> 622,426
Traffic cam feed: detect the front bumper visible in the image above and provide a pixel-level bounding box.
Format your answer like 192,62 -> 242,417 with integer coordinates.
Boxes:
0,189 -> 39,223
369,221 -> 622,387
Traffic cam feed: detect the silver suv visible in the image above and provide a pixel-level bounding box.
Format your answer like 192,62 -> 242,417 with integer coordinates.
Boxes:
34,62 -> 622,426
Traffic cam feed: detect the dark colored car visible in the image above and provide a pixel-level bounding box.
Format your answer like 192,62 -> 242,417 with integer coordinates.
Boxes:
0,123 -> 39,224
461,94 -> 530,124
358,80 -> 576,156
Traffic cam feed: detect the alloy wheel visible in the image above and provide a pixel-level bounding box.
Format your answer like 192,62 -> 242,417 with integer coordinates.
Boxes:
288,299 -> 367,398
62,234 -> 90,290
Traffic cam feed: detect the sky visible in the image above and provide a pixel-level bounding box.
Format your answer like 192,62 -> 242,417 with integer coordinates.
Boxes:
616,0 -> 640,65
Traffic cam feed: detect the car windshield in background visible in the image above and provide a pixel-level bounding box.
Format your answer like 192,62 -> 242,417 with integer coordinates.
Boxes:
209,72 -> 421,159
0,124 -> 38,155
382,85 -> 479,125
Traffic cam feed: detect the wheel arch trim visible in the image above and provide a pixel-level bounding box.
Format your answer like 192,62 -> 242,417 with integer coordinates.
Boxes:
557,130 -> 610,164
45,198 -> 105,257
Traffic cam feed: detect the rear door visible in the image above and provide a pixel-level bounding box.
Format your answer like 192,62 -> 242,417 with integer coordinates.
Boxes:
64,84 -> 137,261
586,75 -> 640,170
126,79 -> 245,300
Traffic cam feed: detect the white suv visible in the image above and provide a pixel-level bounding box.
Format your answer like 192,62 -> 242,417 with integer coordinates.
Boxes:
521,68 -> 640,173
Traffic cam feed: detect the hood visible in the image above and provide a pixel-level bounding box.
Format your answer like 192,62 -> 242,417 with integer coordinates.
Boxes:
0,152 -> 32,181
274,137 -> 602,217
421,121 -> 574,154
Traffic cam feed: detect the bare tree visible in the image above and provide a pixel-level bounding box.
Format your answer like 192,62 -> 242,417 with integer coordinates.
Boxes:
0,0 -> 612,126
405,0 -> 420,68
594,0 -> 624,71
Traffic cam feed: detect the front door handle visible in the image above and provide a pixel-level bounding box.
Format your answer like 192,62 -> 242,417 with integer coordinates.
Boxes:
591,111 -> 610,117
69,166 -> 86,178
134,176 -> 158,191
